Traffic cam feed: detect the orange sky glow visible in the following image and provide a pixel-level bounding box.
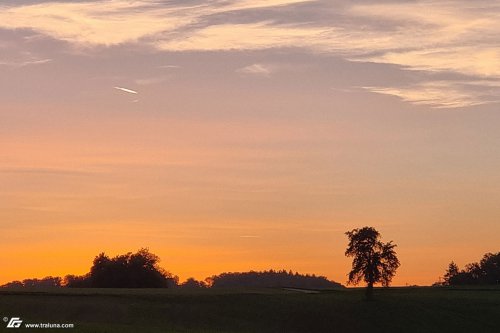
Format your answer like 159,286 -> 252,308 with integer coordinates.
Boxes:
1,0 -> 500,287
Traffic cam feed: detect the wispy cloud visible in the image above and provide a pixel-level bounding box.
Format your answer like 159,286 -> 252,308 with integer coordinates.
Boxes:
0,58 -> 52,68
114,86 -> 138,94
0,0 -> 201,45
236,63 -> 273,77
364,80 -> 500,109
1,0 -> 500,107
158,21 -> 329,51
0,0 -> 312,46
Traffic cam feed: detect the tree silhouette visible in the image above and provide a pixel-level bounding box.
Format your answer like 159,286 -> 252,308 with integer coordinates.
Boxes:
443,261 -> 460,285
440,252 -> 500,285
88,248 -> 177,288
345,227 -> 400,299
59,248 -> 178,288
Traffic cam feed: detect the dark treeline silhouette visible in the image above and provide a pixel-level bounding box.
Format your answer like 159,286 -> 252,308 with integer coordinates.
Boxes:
440,252 -> 500,285
179,277 -> 208,289
206,270 -> 343,289
1,248 -> 343,289
1,276 -> 62,289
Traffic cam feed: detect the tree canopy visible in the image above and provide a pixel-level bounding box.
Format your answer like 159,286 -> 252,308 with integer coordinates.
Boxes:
65,248 -> 178,288
345,227 -> 400,298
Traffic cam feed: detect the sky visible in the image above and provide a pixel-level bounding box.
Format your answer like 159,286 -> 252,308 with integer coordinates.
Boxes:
1,0 -> 500,286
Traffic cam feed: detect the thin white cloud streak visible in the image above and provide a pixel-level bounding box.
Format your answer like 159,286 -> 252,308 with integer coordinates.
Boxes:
114,86 -> 138,94
363,81 -> 499,109
0,58 -> 52,68
362,47 -> 500,78
237,63 -> 273,77
219,0 -> 313,12
158,22 -> 332,52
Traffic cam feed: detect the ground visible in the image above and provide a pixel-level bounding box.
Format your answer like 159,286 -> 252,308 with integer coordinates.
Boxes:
0,287 -> 499,332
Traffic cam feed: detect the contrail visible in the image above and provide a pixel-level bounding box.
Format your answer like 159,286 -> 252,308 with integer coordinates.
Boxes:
114,86 -> 138,94
159,65 -> 180,69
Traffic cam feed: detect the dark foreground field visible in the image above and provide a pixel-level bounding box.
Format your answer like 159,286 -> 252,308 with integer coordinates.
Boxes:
1,287 -> 499,333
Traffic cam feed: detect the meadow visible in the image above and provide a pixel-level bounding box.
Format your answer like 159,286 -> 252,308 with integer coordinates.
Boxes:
0,287 -> 499,332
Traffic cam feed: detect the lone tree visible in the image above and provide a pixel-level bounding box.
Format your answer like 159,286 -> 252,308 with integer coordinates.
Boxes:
345,227 -> 400,299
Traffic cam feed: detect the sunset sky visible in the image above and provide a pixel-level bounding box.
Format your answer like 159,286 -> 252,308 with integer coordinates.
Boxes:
1,0 -> 500,286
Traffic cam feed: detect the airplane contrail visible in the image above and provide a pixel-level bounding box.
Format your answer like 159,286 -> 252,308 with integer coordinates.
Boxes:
114,86 -> 138,94
159,65 -> 180,69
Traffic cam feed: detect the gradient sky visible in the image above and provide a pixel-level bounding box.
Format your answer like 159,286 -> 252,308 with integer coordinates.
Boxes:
1,0 -> 500,286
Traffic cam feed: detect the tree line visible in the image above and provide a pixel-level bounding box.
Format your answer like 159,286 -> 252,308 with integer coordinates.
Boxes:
439,252 -> 500,286
4,227 -> 495,297
1,248 -> 342,290
1,227 -> 402,299
206,270 -> 343,289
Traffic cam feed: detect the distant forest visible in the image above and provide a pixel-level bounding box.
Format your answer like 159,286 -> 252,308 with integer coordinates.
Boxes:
1,248 -> 343,290
438,252 -> 500,286
207,270 -> 343,289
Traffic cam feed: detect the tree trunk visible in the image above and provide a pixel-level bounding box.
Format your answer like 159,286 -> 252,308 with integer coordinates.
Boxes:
365,281 -> 374,300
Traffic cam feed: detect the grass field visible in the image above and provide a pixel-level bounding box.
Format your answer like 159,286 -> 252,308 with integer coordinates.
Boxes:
0,287 -> 499,332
